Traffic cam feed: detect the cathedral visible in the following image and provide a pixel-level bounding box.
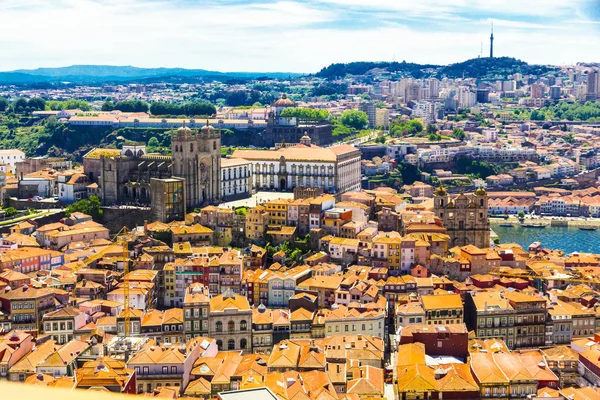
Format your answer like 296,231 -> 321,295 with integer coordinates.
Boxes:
83,122 -> 221,213
433,187 -> 491,248
171,122 -> 221,208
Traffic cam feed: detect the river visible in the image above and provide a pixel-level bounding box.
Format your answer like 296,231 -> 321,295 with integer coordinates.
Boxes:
492,223 -> 600,254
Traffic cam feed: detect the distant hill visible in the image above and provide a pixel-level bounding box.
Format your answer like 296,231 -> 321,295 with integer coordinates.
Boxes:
0,65 -> 302,84
438,57 -> 556,79
316,57 -> 557,80
316,61 -> 440,79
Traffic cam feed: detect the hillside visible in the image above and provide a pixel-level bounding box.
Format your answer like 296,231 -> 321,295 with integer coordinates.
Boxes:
316,61 -> 440,79
438,57 -> 556,79
316,57 -> 557,80
0,65 -> 302,84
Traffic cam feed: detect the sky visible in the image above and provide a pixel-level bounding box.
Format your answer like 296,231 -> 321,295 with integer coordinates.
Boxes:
0,0 -> 598,73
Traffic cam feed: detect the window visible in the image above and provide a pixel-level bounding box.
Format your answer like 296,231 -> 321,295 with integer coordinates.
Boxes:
216,321 -> 223,332
228,339 -> 235,350
241,338 -> 247,349
163,366 -> 168,374
240,320 -> 247,331
228,320 -> 235,332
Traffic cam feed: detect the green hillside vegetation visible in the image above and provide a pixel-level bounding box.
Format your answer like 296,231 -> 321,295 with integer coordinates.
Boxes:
316,57 -> 556,80
316,61 -> 438,79
438,57 -> 554,79
511,101 -> 600,121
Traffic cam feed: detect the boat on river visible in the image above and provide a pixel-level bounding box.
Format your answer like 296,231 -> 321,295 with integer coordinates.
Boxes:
521,223 -> 546,228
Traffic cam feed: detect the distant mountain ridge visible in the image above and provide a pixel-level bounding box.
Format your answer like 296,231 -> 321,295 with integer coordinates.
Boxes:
0,65 -> 302,84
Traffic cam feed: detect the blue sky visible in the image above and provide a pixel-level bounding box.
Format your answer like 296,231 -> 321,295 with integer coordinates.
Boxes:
0,0 -> 598,72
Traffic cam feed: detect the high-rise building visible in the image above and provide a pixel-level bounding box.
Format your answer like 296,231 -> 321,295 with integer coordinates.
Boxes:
586,69 -> 599,100
358,102 -> 377,128
476,88 -> 490,104
550,86 -> 561,100
530,84 -> 543,99
375,108 -> 390,129
428,78 -> 440,98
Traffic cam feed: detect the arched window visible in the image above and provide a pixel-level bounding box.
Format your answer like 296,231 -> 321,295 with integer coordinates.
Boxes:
228,339 -> 235,350
240,320 -> 247,331
216,340 -> 222,350
216,321 -> 223,332
240,338 -> 247,349
213,142 -> 216,150
190,143 -> 194,152
228,320 -> 235,332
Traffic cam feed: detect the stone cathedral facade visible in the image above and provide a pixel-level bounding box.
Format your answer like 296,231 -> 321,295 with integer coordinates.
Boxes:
171,122 -> 221,208
83,122 -> 222,214
433,187 -> 491,248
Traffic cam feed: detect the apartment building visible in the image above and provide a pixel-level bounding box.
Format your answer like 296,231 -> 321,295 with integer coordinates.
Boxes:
0,286 -> 56,333
183,283 -> 210,341
208,290 -> 252,353
420,293 -> 463,325
503,291 -> 546,349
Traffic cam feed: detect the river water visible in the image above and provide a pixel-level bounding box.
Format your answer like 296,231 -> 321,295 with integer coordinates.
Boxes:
492,223 -> 600,254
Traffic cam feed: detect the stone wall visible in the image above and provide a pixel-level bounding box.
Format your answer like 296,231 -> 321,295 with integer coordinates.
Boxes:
100,207 -> 153,233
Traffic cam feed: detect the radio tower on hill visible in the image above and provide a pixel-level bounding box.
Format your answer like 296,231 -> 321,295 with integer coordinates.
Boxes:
490,21 -> 494,58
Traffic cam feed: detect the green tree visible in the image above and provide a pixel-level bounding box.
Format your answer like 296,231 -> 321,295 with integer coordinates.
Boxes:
113,99 -> 148,113
564,132 -> 575,143
428,133 -> 442,141
451,128 -> 466,140
426,124 -> 438,135
517,210 -> 526,219
280,107 -> 329,122
147,137 -> 160,152
397,162 -> 420,185
13,98 -> 28,113
0,97 -> 8,112
65,195 -> 104,221
101,101 -> 115,111
339,110 -> 369,130
530,109 -> 545,121
3,207 -> 18,218
27,98 -> 46,111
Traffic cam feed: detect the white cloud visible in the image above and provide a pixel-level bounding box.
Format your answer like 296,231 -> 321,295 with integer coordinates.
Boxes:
0,0 -> 596,72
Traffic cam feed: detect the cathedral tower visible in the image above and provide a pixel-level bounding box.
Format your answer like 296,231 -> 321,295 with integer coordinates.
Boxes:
171,121 -> 221,207
434,187 -> 491,248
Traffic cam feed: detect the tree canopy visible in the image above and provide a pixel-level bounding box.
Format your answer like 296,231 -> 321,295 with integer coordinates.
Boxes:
102,99 -> 149,113
65,195 -> 103,221
279,107 -> 329,122
389,119 -> 424,137
46,99 -> 91,111
451,128 -> 466,140
149,101 -> 216,116
339,110 -> 369,130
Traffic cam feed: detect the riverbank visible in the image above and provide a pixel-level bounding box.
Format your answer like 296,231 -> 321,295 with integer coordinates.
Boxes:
490,215 -> 600,228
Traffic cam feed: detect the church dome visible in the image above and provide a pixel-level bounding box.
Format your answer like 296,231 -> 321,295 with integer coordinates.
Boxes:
475,187 -> 487,196
434,186 -> 447,196
201,122 -> 215,135
177,122 -> 191,135
272,94 -> 296,108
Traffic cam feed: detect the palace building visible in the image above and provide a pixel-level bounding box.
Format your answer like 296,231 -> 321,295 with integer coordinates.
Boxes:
231,135 -> 361,194
262,94 -> 334,147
